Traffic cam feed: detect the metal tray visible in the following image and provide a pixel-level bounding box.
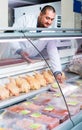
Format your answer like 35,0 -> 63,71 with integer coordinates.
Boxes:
0,86 -> 50,109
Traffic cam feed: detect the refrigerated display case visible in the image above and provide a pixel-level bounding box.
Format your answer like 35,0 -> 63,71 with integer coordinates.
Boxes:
0,28 -> 82,130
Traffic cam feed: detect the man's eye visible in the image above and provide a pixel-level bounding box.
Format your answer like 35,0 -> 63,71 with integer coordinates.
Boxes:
46,17 -> 50,20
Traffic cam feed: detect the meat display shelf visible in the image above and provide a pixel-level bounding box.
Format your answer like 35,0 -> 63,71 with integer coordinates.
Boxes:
0,29 -> 82,129
0,86 -> 50,109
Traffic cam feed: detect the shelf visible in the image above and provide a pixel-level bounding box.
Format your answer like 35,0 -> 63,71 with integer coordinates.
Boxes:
0,86 -> 50,109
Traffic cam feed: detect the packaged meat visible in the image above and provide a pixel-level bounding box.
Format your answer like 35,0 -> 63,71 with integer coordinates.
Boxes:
48,96 -> 67,110
0,118 -> 17,130
6,105 -> 31,117
30,112 -> 59,130
66,54 -> 82,77
12,117 -> 47,130
41,105 -> 69,123
31,92 -> 53,105
40,91 -> 56,97
69,93 -> 82,102
66,98 -> 81,115
27,123 -> 47,130
14,118 -> 34,130
20,101 -> 44,111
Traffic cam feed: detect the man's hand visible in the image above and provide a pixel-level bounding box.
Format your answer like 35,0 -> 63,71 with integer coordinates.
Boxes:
55,72 -> 66,83
20,51 -> 35,63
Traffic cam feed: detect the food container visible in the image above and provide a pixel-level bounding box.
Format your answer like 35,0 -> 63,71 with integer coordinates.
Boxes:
31,92 -> 53,105
5,105 -> 32,118
41,105 -> 69,123
20,101 -> 44,111
29,112 -> 59,130
65,98 -> 81,116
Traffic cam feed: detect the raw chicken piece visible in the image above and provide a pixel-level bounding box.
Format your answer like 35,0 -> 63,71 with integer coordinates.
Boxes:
42,70 -> 55,84
8,77 -> 16,85
34,72 -> 46,87
25,75 -> 41,90
6,82 -> 20,96
15,77 -> 30,93
0,86 -> 10,100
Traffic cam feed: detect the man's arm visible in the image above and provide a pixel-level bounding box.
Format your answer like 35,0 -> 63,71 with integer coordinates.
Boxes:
47,40 -> 65,83
16,49 -> 35,63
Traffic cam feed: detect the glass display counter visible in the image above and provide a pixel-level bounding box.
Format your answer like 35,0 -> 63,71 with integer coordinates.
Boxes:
0,28 -> 82,130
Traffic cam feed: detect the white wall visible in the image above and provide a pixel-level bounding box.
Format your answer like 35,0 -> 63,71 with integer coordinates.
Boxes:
0,0 -> 8,27
61,0 -> 81,29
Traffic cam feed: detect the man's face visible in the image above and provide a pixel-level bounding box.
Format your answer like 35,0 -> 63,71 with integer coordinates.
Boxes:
39,10 -> 56,28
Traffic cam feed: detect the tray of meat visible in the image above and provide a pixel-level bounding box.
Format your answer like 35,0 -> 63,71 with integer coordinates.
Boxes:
20,101 -> 44,111
41,105 -> 69,123
69,93 -> 82,103
0,118 -> 17,130
32,91 -> 56,99
69,93 -> 82,110
0,115 -> 47,130
48,96 -> 67,110
65,98 -> 81,116
30,112 -> 59,130
0,118 -> 34,130
15,118 -> 47,130
0,85 -> 50,109
4,105 -> 32,118
30,92 -> 53,105
0,70 -> 53,109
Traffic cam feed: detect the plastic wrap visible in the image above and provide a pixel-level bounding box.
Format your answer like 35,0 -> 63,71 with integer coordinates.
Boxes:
30,112 -> 59,130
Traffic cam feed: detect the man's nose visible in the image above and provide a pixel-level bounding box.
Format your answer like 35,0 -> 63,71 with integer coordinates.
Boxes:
48,19 -> 52,25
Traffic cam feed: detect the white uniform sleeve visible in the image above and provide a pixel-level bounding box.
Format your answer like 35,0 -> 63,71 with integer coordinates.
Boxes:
47,40 -> 62,73
7,41 -> 22,58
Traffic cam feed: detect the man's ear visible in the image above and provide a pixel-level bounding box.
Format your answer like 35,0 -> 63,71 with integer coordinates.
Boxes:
40,12 -> 43,16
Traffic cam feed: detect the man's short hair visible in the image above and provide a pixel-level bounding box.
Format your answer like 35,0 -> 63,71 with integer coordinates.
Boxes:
41,5 -> 56,14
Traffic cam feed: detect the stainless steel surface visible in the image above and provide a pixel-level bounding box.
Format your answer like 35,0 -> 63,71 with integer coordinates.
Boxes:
0,28 -> 82,39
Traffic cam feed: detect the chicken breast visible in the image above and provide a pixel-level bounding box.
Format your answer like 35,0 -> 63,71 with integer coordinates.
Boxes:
15,77 -> 30,93
6,82 -> 20,96
34,72 -> 46,87
25,75 -> 41,90
42,70 -> 55,84
0,86 -> 10,100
